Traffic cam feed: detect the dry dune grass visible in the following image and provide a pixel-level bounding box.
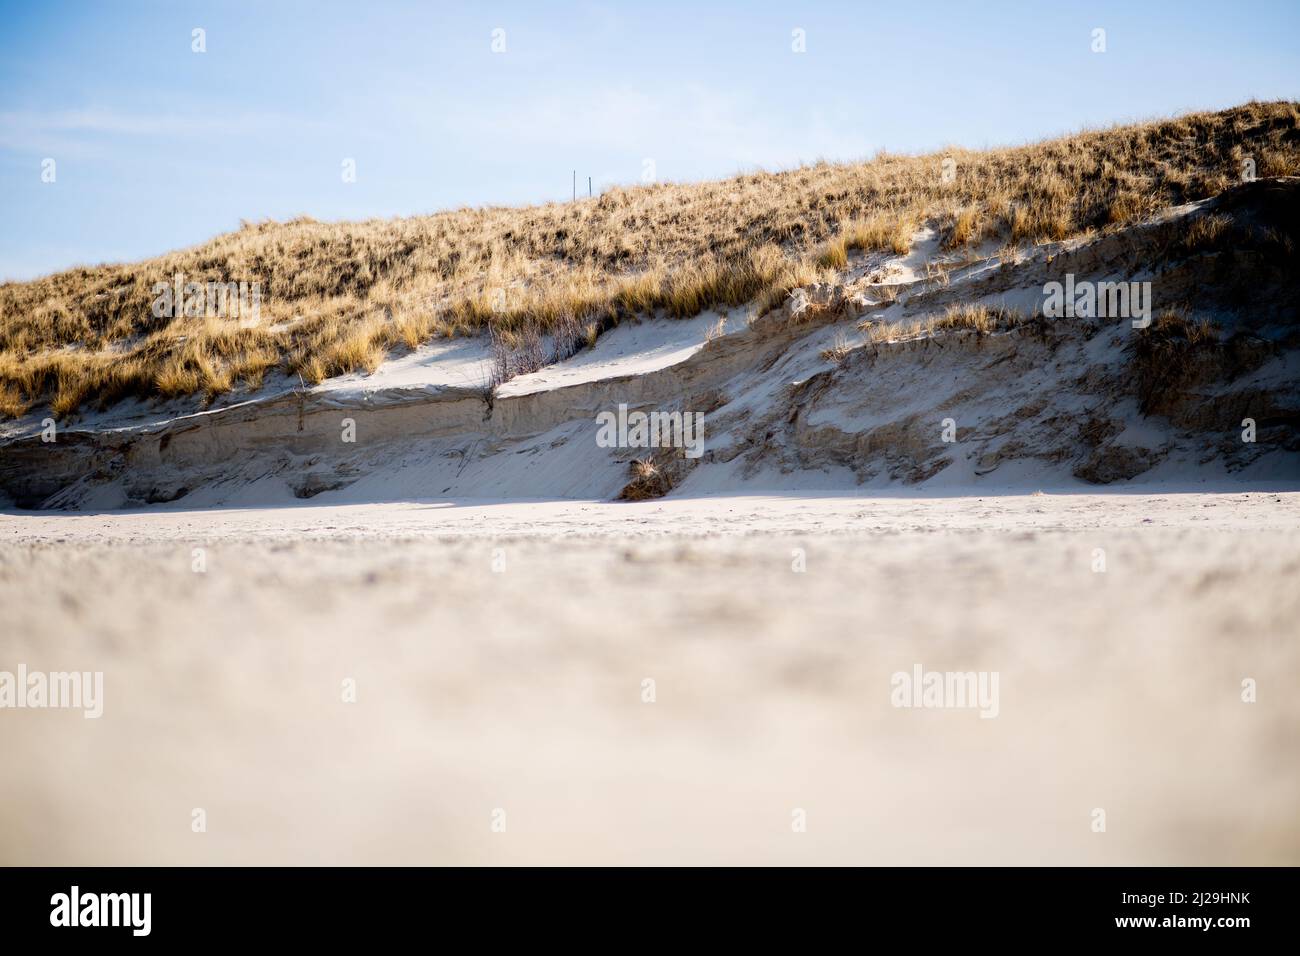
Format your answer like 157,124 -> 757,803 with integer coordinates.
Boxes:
2,100 -> 1298,419
1131,310 -> 1238,414
861,303 -> 1031,345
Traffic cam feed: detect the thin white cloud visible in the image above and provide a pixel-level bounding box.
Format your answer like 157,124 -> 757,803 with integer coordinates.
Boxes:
0,108 -> 330,153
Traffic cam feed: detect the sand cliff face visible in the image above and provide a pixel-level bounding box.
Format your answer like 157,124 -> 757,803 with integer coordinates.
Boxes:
2,180 -> 1297,510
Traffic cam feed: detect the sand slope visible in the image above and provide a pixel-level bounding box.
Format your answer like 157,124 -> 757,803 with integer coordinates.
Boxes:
3,180 -> 1297,511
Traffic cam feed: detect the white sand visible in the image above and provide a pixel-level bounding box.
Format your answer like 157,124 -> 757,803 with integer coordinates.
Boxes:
2,490 -> 1297,865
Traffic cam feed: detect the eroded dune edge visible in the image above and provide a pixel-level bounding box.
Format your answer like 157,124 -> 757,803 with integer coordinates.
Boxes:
2,178 -> 1297,509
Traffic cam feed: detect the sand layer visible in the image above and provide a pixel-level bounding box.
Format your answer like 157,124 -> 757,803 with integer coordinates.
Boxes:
1,491 -> 1297,864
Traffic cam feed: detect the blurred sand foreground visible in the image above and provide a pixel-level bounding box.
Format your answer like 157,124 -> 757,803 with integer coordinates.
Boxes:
1,491 -> 1297,865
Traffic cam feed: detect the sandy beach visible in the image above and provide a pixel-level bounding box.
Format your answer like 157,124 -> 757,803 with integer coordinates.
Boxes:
2,490 -> 1296,865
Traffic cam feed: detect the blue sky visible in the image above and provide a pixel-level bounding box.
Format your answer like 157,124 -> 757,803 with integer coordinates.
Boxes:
1,0 -> 1297,281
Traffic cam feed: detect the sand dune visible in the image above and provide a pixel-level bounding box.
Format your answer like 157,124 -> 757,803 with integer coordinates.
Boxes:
3,179 -> 1297,511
